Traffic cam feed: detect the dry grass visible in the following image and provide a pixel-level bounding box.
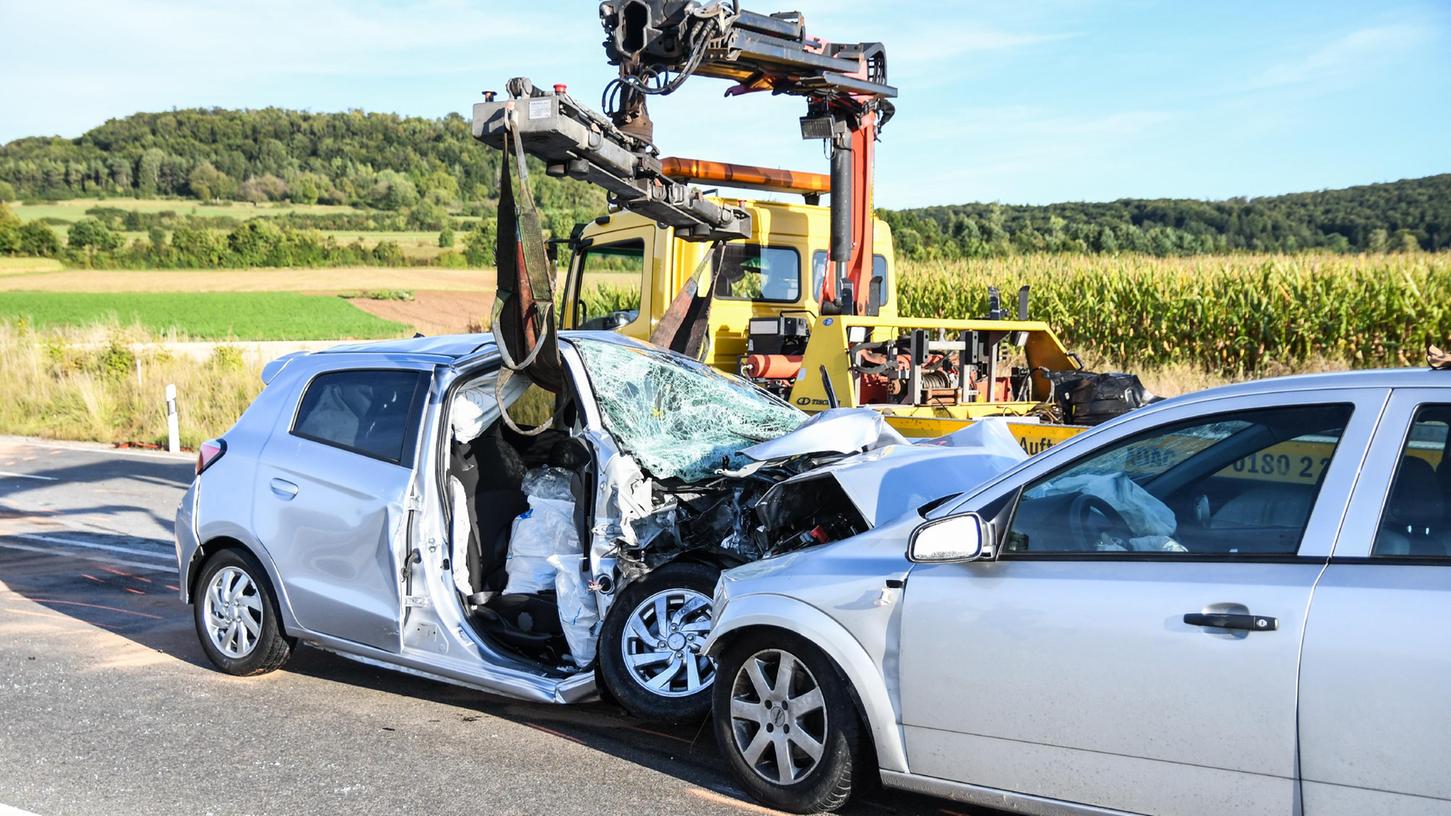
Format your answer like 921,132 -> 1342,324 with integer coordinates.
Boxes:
0,322 -> 263,450
0,257 -> 66,275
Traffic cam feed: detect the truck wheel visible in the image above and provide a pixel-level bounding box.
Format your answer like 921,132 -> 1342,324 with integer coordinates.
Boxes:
193,548 -> 293,676
712,630 -> 866,814
598,561 -> 719,721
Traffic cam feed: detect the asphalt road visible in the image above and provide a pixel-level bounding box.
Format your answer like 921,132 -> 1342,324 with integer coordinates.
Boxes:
0,436 -> 976,816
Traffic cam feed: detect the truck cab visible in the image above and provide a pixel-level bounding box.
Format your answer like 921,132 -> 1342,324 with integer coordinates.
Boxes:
560,196 -> 1107,450
560,197 -> 896,374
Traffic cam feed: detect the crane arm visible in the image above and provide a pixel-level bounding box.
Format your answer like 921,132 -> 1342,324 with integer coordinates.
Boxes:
471,2 -> 895,311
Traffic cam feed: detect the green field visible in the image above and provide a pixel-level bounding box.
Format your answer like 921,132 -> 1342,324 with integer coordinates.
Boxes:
0,291 -> 408,340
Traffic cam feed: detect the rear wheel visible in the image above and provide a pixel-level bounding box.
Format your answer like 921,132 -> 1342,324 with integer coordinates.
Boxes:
193,548 -> 292,676
713,631 -> 865,814
598,561 -> 719,721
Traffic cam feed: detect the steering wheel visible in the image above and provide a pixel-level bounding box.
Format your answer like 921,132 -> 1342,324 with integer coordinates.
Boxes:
1066,494 -> 1134,551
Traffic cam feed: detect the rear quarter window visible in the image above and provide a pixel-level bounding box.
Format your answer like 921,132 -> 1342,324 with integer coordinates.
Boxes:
292,369 -> 428,465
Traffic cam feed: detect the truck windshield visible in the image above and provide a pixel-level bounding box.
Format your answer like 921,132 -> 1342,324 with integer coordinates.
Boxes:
573,337 -> 806,482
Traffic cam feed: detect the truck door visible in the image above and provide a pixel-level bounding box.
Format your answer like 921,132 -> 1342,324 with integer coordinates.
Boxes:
562,224 -> 654,341
252,364 -> 431,653
1298,388 -> 1451,815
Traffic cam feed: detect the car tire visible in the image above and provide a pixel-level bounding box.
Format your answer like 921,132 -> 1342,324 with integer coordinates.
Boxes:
193,548 -> 293,676
598,561 -> 720,721
712,630 -> 866,814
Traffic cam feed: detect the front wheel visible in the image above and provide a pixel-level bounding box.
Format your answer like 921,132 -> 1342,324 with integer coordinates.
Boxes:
598,561 -> 719,721
712,631 -> 866,814
193,548 -> 293,676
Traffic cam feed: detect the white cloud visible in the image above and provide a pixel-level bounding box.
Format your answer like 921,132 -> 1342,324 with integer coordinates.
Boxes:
1252,23 -> 1432,89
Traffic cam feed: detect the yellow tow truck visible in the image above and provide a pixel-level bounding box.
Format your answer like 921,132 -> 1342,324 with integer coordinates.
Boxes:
474,5 -> 1139,454
558,188 -> 1087,452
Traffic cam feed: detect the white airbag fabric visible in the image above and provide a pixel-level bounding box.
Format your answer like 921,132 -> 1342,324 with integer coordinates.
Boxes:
504,497 -> 577,595
548,552 -> 600,666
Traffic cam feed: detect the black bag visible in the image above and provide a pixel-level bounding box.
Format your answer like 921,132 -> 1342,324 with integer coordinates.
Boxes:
1048,371 -> 1160,426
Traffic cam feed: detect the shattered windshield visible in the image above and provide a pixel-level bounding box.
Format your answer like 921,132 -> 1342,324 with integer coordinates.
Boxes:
573,338 -> 806,482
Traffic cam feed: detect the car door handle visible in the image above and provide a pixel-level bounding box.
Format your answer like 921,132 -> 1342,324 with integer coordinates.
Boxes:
1184,612 -> 1278,632
269,478 -> 299,500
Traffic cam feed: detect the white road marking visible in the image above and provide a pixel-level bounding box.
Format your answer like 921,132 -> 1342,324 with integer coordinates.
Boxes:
0,532 -> 173,563
0,471 -> 58,481
0,436 -> 194,462
0,803 -> 44,816
0,540 -> 176,574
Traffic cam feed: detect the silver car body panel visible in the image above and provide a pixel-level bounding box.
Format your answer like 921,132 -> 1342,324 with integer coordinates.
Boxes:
1297,386 -> 1451,815
770,426 -> 1026,526
180,339 -> 609,704
880,770 -> 1133,816
710,370 -> 1451,815
739,407 -> 906,462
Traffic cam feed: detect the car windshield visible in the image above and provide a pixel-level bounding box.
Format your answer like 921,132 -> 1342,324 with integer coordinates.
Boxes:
572,338 -> 806,482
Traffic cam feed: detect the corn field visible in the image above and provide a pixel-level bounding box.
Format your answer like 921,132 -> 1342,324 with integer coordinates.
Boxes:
898,253 -> 1451,375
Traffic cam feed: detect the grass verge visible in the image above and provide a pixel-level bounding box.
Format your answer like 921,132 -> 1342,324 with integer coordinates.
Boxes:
0,323 -> 264,449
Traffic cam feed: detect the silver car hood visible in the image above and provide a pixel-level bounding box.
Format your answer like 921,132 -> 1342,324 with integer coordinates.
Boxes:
767,417 -> 1030,527
739,408 -> 907,462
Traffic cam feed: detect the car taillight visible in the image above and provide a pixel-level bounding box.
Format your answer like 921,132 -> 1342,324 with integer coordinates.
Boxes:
196,438 -> 227,475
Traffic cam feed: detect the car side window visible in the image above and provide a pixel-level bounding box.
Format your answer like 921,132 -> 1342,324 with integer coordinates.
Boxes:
1372,404 -> 1451,559
292,369 -> 427,465
1004,404 -> 1353,556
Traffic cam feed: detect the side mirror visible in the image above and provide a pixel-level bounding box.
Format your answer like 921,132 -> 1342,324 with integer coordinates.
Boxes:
908,513 -> 993,564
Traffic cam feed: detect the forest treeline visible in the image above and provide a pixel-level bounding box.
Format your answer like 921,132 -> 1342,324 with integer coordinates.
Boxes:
883,175 -> 1449,258
1,108 -> 1446,256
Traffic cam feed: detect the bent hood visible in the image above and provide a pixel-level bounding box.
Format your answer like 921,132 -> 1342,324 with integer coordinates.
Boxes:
739,408 -> 906,463
766,417 -> 1029,527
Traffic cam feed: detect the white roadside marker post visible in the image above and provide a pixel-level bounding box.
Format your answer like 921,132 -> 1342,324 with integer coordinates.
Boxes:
165,383 -> 181,454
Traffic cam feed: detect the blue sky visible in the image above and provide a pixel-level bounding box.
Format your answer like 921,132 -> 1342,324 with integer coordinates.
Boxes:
1,0 -> 1446,207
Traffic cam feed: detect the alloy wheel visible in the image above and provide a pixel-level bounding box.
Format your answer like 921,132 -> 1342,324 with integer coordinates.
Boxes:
203,565 -> 264,659
728,648 -> 829,786
620,588 -> 714,697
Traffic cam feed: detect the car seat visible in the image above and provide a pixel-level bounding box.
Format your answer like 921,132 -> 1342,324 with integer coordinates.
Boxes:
473,593 -> 567,665
1376,457 -> 1447,556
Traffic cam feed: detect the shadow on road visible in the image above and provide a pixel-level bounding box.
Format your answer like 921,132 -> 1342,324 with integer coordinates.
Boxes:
0,542 -> 966,816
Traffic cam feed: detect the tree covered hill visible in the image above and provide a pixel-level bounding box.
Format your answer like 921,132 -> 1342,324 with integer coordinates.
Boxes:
884,174 -> 1449,257
1,108 -> 1445,256
0,108 -> 604,218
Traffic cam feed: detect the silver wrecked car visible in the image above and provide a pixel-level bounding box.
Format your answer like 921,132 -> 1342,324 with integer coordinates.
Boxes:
705,368 -> 1451,814
174,332 -> 1022,721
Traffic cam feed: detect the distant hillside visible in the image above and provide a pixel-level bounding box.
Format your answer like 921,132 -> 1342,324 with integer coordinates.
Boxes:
885,175 -> 1450,257
0,108 -> 605,226
0,108 -> 1445,255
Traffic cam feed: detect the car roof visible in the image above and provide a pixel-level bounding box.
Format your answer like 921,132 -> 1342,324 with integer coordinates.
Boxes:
320,333 -> 496,360
316,330 -> 650,362
1161,367 -> 1449,405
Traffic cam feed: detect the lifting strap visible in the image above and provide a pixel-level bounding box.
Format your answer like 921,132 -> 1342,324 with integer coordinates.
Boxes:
492,107 -> 564,435
649,240 -> 725,361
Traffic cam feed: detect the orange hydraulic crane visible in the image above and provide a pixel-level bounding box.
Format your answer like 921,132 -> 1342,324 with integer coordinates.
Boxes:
474,1 -> 896,316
